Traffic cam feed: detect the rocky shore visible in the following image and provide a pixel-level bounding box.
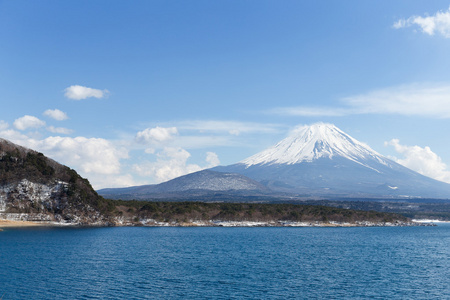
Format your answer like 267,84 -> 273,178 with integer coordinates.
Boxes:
115,218 -> 433,227
0,213 -> 434,228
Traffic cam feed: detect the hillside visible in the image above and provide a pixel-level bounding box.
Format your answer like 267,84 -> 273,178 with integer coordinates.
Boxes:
99,169 -> 271,200
0,138 -> 114,225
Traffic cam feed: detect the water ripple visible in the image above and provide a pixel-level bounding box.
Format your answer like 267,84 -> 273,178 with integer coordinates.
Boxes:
0,225 -> 449,299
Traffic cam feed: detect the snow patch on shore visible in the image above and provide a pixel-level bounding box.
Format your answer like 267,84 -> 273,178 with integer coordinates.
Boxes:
413,219 -> 450,223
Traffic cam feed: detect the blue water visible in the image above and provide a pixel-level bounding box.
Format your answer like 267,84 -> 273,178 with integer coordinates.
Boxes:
0,225 -> 449,299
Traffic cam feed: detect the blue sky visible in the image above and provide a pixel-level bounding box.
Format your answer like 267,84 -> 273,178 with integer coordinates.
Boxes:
2,1 -> 450,189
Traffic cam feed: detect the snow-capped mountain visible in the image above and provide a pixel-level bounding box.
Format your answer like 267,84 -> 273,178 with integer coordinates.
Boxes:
241,123 -> 389,170
213,123 -> 450,198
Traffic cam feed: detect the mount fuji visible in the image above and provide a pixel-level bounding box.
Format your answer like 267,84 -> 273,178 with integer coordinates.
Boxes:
99,123 -> 450,200
212,123 -> 450,198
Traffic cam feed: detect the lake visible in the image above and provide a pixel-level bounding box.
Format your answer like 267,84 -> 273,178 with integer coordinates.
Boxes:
0,224 -> 449,299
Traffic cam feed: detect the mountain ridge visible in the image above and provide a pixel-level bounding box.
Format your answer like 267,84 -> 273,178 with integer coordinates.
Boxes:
98,169 -> 272,200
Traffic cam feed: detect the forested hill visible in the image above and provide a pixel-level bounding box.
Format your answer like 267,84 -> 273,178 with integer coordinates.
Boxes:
0,138 -> 114,225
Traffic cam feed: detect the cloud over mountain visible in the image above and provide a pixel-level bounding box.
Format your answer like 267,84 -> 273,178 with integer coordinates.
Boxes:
386,139 -> 450,184
27,136 -> 129,176
206,152 -> 220,167
133,147 -> 220,183
133,147 -> 202,183
268,83 -> 450,118
177,120 -> 283,135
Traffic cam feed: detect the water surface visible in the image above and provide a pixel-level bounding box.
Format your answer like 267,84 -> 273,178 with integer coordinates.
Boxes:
1,225 -> 449,299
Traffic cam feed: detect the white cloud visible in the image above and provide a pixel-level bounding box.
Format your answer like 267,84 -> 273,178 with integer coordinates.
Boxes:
135,126 -> 178,144
267,106 -> 349,117
2,122 -> 54,145
178,120 -> 282,134
394,7 -> 450,38
134,147 -> 202,183
132,121 -> 285,150
64,85 -> 109,100
0,120 -> 8,130
206,151 -> 220,167
43,109 -> 69,121
174,135 -> 237,149
13,115 -> 46,131
27,136 -> 128,176
268,83 -> 450,118
385,139 -> 450,183
343,83 -> 450,117
0,128 -> 29,142
87,173 -> 141,190
229,129 -> 241,136
134,147 -> 220,183
46,126 -> 73,135
145,148 -> 156,154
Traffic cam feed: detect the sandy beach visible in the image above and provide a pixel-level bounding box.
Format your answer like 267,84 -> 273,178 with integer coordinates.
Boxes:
0,219 -> 46,228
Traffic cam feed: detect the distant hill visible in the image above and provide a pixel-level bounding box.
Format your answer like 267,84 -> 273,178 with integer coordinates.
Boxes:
0,138 -> 114,225
98,169 -> 272,200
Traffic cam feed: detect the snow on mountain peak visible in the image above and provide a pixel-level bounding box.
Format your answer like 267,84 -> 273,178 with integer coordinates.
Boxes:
241,123 -> 386,166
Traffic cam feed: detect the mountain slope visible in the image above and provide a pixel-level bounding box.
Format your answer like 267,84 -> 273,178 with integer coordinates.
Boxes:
0,138 -> 114,224
98,169 -> 271,200
213,123 -> 450,198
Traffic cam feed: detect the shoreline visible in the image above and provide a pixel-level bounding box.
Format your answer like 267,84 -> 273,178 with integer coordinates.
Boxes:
0,219 -> 53,228
0,219 -> 439,229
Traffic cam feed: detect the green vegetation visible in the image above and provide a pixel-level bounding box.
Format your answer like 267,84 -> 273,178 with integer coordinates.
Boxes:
298,200 -> 450,221
25,152 -> 55,177
107,200 -> 409,224
0,150 -> 55,184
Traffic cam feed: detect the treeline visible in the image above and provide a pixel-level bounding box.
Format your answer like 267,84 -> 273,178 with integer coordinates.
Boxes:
298,200 -> 450,221
108,200 -> 409,224
0,150 -> 56,184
